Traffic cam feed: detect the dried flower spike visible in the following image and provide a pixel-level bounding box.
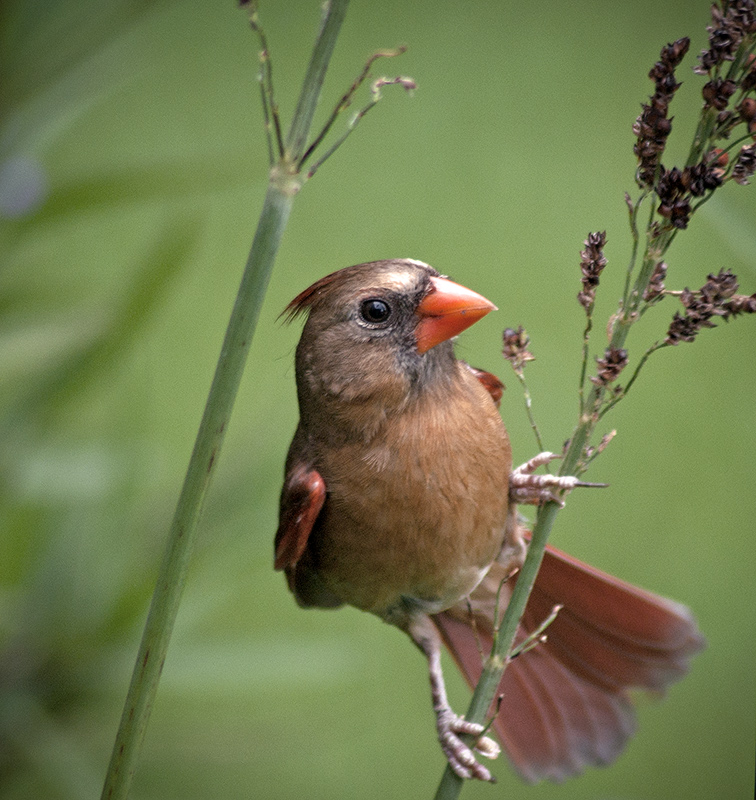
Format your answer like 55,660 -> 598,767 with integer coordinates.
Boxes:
701,268 -> 739,303
666,311 -> 702,345
633,38 -> 690,186
577,231 -> 607,310
590,347 -> 629,387
643,261 -> 668,302
665,269 -> 743,344
702,77 -> 738,111
655,161 -> 724,229
695,1 -> 756,75
724,292 -> 756,315
502,326 -> 535,371
733,144 -> 756,184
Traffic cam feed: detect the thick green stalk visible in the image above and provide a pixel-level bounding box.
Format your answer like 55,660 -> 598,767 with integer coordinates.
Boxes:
100,182 -> 294,800
100,3 -> 349,797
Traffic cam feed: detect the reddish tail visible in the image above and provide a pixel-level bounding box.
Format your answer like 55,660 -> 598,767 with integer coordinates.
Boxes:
432,544 -> 704,783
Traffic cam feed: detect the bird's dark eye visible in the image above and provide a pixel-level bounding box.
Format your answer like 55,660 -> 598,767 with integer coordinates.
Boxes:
359,298 -> 392,324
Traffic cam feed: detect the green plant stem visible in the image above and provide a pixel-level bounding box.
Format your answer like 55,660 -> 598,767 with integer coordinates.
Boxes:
433,500 -> 561,800
287,0 -> 349,158
433,381 -> 604,800
622,191 -> 646,309
100,184 -> 293,800
439,25 -> 756,799
434,211 -> 671,798
598,340 -> 666,420
514,370 -> 545,453
100,3 -> 349,798
578,311 -> 593,414
686,106 -> 718,167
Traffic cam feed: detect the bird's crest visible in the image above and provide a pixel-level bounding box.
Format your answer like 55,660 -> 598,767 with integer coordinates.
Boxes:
280,270 -> 344,323
280,259 -> 436,323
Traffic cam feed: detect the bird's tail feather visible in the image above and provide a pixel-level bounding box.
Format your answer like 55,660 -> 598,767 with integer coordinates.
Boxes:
431,543 -> 705,783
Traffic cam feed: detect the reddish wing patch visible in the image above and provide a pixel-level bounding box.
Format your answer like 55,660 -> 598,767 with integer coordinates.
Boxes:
465,364 -> 505,407
274,465 -> 326,571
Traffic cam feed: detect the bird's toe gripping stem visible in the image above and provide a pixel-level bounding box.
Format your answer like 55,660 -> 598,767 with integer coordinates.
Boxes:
436,709 -> 500,782
509,451 -> 606,506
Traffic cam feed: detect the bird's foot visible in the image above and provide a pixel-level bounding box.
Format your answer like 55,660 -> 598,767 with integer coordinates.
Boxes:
509,451 -> 606,506
436,709 -> 500,782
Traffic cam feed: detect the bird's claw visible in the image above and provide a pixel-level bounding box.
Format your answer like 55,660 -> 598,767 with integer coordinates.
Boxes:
437,710 -> 500,782
509,451 -> 606,506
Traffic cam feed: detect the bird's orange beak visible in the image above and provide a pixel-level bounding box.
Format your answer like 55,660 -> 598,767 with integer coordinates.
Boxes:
415,276 -> 497,354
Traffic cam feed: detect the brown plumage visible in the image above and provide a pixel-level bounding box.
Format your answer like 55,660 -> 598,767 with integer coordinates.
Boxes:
274,258 -> 704,783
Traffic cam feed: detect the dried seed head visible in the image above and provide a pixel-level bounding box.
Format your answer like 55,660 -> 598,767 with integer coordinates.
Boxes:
733,143 -> 756,184
724,293 -> 756,316
702,77 -> 738,110
666,311 -> 703,344
701,268 -> 739,302
590,347 -> 629,387
502,326 -> 535,371
654,160 -> 723,228
688,160 -> 725,196
665,269 -> 744,344
643,261 -> 668,302
696,1 -> 756,75
578,231 -> 608,310
633,38 -> 690,187
738,97 -> 756,123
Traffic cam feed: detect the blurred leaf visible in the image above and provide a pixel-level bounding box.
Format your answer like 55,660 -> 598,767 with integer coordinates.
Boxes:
1,213 -> 203,421
0,0 -> 169,157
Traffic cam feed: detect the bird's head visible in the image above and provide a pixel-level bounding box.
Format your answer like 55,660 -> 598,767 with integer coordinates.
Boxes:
284,259 -> 496,417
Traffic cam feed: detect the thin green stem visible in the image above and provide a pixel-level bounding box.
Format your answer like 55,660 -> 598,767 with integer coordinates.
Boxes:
258,70 -> 275,166
509,602 -> 561,658
622,191 -> 646,310
725,38 -> 756,83
578,311 -> 593,415
286,0 -> 350,160
686,106 -> 718,167
597,341 -> 666,421
305,76 -> 414,178
250,12 -> 284,161
514,370 -> 545,453
100,3 -> 349,798
433,501 -> 562,800
719,130 -> 756,160
298,46 -> 407,170
305,96 -> 382,178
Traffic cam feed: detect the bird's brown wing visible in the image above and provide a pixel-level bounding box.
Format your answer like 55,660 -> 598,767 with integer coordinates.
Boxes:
432,544 -> 704,783
274,463 -> 326,571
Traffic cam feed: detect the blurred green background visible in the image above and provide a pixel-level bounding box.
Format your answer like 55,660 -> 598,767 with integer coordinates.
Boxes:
1,1 -> 754,798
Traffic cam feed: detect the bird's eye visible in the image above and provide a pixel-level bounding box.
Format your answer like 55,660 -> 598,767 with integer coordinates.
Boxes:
359,298 -> 392,324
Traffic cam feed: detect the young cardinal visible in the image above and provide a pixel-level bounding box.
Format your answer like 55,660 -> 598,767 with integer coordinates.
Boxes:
274,258 -> 704,783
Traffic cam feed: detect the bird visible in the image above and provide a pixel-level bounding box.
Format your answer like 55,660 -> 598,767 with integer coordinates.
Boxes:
274,258 -> 704,783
